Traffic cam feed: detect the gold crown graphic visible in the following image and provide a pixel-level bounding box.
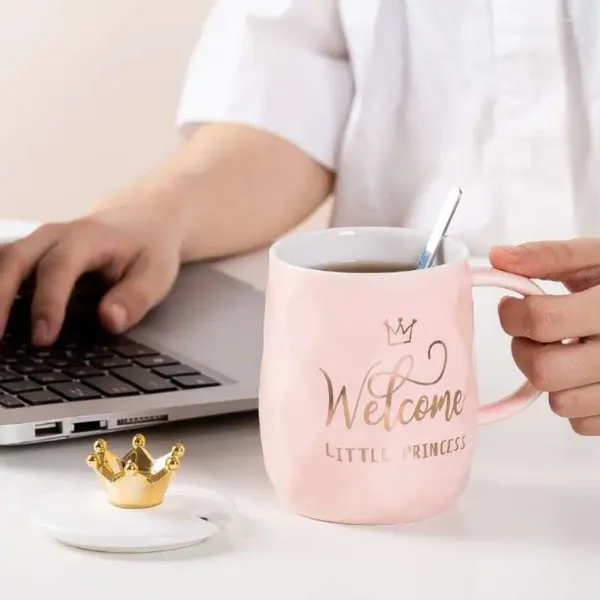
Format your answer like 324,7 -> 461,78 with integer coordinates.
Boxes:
384,318 -> 417,345
86,434 -> 185,509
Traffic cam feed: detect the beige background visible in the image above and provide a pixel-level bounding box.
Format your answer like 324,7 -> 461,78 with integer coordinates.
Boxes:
0,0 -> 216,222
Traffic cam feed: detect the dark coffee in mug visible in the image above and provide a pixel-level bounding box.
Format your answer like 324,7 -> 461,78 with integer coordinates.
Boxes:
316,261 -> 414,273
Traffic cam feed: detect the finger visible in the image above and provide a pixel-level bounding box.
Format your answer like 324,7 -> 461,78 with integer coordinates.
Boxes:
30,238 -> 99,346
511,337 -> 600,392
0,225 -> 62,336
490,238 -> 600,280
98,251 -> 178,334
569,415 -> 600,436
549,384 -> 600,419
30,221 -> 139,345
498,287 -> 600,342
562,265 -> 600,293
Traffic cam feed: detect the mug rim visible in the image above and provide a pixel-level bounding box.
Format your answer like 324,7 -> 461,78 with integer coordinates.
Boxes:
270,226 -> 471,274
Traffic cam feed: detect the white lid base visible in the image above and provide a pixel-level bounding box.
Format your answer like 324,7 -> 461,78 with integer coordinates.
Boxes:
30,484 -> 235,553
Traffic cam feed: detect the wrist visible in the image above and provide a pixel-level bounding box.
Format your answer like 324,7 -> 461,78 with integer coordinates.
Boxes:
92,179 -> 191,256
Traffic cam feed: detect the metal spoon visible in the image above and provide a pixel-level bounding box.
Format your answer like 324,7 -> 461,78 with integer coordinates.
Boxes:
416,187 -> 463,269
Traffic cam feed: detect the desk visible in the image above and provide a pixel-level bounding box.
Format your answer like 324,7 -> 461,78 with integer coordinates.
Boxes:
2,220 -> 600,600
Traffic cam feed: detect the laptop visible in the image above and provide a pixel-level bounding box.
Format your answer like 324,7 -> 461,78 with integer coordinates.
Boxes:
0,224 -> 266,445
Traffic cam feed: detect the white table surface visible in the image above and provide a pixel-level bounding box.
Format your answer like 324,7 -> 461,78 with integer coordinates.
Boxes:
2,220 -> 600,599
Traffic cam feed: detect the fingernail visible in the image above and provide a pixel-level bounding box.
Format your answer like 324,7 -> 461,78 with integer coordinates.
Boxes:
108,303 -> 128,333
33,319 -> 49,346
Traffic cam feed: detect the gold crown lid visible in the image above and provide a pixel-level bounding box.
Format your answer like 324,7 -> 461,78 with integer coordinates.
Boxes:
86,433 -> 185,509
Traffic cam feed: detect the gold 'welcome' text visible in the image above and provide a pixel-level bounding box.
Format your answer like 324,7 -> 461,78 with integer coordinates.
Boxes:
322,340 -> 465,430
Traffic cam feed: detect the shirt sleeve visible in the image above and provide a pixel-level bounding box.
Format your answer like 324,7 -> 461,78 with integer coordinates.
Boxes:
176,0 -> 353,171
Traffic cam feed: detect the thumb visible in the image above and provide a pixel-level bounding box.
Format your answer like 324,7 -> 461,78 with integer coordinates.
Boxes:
489,238 -> 600,281
98,254 -> 179,334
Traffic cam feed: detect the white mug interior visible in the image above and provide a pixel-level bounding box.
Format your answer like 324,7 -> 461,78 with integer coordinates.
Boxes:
270,227 -> 470,271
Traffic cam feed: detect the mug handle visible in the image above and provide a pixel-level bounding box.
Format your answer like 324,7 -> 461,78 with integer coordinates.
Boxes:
470,266 -> 545,426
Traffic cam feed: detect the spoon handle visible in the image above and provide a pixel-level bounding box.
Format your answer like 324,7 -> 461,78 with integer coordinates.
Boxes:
416,187 -> 463,269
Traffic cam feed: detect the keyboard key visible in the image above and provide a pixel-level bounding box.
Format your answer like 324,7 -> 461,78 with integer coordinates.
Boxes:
112,366 -> 177,393
0,394 -> 25,408
84,375 -> 139,397
0,369 -> 23,383
47,357 -> 83,369
28,348 -> 60,359
2,379 -> 43,394
30,371 -> 71,385
113,344 -> 158,359
20,390 -> 63,405
134,355 -> 179,368
64,365 -> 104,379
12,362 -> 52,374
49,382 -> 101,401
92,356 -> 131,369
0,356 -> 18,365
173,374 -> 220,389
153,364 -> 199,378
80,347 -> 113,360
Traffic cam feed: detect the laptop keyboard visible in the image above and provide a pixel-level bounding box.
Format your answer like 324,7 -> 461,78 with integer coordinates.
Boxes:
0,335 -> 220,409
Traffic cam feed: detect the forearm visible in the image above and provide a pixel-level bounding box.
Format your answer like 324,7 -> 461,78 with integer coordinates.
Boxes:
96,123 -> 334,262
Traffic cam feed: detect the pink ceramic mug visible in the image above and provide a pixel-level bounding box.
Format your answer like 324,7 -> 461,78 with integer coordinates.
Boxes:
259,227 -> 544,525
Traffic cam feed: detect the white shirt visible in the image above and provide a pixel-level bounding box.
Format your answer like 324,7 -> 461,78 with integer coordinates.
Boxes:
176,0 -> 600,255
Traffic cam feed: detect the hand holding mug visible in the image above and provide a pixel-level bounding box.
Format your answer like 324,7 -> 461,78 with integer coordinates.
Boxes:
491,239 -> 600,435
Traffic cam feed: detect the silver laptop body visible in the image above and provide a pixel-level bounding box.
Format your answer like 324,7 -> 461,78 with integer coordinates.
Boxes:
0,262 -> 265,445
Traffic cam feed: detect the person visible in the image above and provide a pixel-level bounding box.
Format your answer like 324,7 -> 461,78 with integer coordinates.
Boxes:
1,0 -> 600,434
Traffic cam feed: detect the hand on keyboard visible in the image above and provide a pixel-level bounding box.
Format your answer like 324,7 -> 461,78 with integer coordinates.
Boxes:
0,202 -> 185,346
